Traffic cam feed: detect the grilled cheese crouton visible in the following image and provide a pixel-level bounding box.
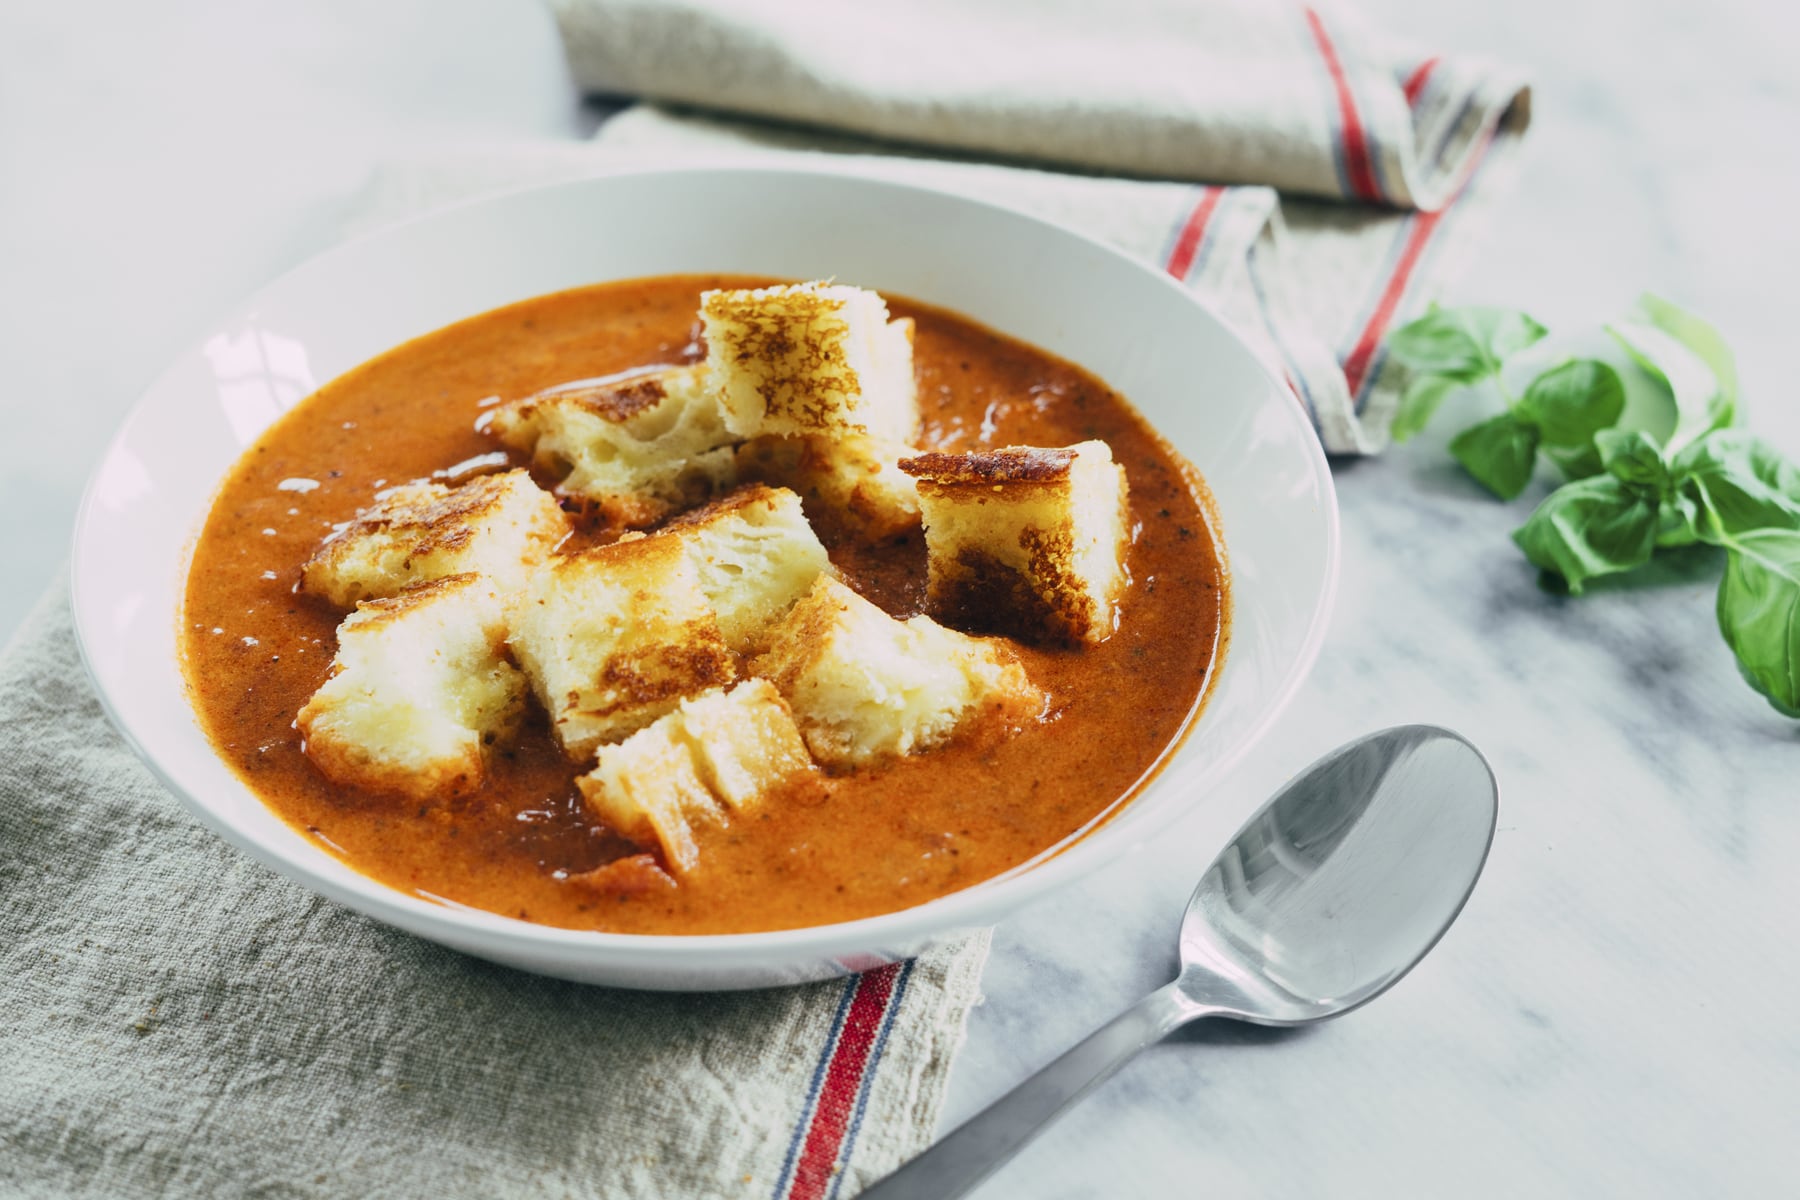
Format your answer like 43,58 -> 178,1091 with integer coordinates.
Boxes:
900,441 -> 1130,644
658,484 -> 833,653
735,433 -> 922,540
674,681 -> 819,811
507,535 -> 736,760
483,365 -> 736,530
751,576 -> 1041,768
701,284 -> 918,443
300,469 -> 566,607
579,713 -> 721,874
578,679 -> 819,874
296,573 -> 526,800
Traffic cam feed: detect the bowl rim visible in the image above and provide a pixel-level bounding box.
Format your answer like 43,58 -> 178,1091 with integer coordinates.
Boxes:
70,162 -> 1340,967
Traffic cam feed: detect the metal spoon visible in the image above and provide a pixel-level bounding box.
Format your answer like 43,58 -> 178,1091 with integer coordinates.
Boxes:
862,724 -> 1499,1199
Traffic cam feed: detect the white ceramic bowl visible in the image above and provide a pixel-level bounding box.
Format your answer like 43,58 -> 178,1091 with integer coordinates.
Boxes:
71,166 -> 1338,990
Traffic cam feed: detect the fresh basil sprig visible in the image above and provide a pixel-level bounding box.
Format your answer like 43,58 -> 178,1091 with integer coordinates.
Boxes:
1385,294 -> 1800,718
1519,424 -> 1800,717
1684,432 -> 1800,716
1387,306 -> 1624,499
1510,431 -> 1663,592
1716,529 -> 1800,717
1387,307 -> 1546,442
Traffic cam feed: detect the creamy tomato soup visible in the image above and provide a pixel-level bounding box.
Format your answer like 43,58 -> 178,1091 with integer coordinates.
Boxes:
181,274 -> 1226,935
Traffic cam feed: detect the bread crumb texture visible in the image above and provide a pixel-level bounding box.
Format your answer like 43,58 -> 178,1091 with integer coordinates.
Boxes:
657,484 -> 834,653
735,432 -> 921,540
301,469 -> 567,607
506,535 -> 736,761
701,283 -> 919,444
900,440 -> 1130,644
577,679 -> 820,874
752,576 -> 1042,768
484,365 -> 737,530
296,573 -> 527,800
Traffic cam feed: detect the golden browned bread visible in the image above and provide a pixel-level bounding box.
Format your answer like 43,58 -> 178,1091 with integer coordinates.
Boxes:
700,283 -> 918,443
750,576 -> 1042,768
507,534 -> 736,760
300,469 -> 567,607
656,484 -> 834,653
482,365 -> 737,530
899,440 -> 1130,644
672,680 -> 820,810
734,432 -> 922,541
296,573 -> 527,800
578,710 -> 720,874
577,679 -> 819,874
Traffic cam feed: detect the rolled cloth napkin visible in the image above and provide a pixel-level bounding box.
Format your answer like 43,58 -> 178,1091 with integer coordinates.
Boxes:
3,4 -> 1530,1197
499,0 -> 1531,453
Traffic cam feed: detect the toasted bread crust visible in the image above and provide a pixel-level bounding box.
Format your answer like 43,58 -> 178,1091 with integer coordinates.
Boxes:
653,483 -> 834,653
661,481 -> 790,532
296,573 -> 526,801
527,369 -> 672,422
704,287 -> 863,433
940,542 -> 1084,642
330,572 -> 476,632
300,731 -> 487,801
576,679 -> 820,874
575,641 -> 738,725
903,441 -> 1129,645
899,446 -> 1076,486
301,469 -> 566,607
485,365 -> 737,531
507,534 -> 737,760
737,434 -> 922,541
700,284 -> 919,443
752,576 -> 1042,768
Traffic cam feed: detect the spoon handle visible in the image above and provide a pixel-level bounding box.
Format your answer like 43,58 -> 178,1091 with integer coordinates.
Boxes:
858,980 -> 1197,1200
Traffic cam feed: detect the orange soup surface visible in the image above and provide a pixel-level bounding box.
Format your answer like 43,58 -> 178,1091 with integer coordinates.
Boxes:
182,275 -> 1226,934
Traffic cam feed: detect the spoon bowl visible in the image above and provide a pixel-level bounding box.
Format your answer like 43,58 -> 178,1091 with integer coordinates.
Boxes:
1178,725 -> 1499,1024
864,724 -> 1499,1199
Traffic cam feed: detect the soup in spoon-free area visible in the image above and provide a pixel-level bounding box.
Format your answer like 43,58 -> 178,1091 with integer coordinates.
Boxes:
181,274 -> 1227,935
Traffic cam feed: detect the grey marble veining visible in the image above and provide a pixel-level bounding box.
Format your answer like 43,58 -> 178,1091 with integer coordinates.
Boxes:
4,1 -> 1797,1195
953,443 -> 1800,1196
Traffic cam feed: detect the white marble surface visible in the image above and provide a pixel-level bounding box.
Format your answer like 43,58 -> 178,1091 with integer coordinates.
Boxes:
6,1 -> 1798,1195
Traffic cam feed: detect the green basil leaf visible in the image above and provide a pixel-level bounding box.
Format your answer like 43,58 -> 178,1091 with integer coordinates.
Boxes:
1656,491 -> 1702,548
1479,309 -> 1552,365
1674,430 -> 1800,539
1716,528 -> 1800,716
1541,442 -> 1603,482
1518,358 -> 1626,447
1450,412 -> 1540,500
1390,373 -> 1460,442
1606,318 -> 1732,453
1633,293 -> 1739,426
1596,428 -> 1672,494
1388,306 -> 1548,382
1511,476 -> 1659,593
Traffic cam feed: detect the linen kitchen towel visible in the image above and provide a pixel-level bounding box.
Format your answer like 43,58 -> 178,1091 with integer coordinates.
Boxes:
0,589 -> 989,1200
537,0 -> 1532,453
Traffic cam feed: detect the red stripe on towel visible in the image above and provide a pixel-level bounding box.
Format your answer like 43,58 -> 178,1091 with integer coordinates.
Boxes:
1304,7 -> 1382,203
1340,210 -> 1441,397
1339,123 -> 1500,399
1164,187 -> 1225,280
784,963 -> 905,1200
1402,57 -> 1440,106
